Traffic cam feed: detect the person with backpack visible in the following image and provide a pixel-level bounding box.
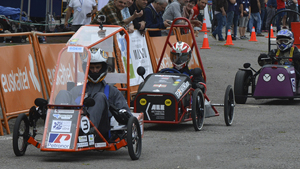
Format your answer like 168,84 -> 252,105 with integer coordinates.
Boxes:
144,0 -> 171,36
286,0 -> 298,28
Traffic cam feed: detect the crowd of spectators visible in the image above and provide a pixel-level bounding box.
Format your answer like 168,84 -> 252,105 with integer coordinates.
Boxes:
65,0 -> 300,41
211,0 -> 299,41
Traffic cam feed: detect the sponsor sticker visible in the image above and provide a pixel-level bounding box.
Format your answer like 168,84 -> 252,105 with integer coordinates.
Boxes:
175,81 -> 190,98
53,114 -> 73,119
54,109 -> 75,114
95,142 -> 106,148
51,120 -> 72,132
88,134 -> 94,145
291,78 -> 296,92
67,46 -> 84,53
77,142 -> 89,148
47,133 -> 72,149
78,136 -> 87,142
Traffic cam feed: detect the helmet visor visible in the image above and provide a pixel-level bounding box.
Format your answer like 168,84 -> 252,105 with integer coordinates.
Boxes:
276,38 -> 290,45
170,52 -> 190,65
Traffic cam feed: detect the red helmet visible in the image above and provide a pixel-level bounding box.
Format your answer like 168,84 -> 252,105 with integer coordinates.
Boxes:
170,41 -> 192,70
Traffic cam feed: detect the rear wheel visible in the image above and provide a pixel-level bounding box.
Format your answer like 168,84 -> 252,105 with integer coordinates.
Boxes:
191,88 -> 205,131
127,116 -> 142,160
13,113 -> 30,156
224,85 -> 235,126
234,70 -> 252,104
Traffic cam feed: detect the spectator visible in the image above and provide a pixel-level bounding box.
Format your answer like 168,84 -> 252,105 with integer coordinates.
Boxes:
162,0 -> 189,23
183,0 -> 196,21
276,0 -> 287,32
129,0 -> 148,34
225,0 -> 236,39
249,0 -> 264,36
232,0 -> 243,40
64,0 -> 97,32
266,0 -> 277,32
211,0 -> 217,32
191,0 -> 208,25
211,0 -> 228,41
286,0 -> 298,28
239,0 -> 250,39
144,0 -> 170,36
260,0 -> 267,32
121,0 -> 135,33
91,0 -> 142,28
298,0 -> 300,14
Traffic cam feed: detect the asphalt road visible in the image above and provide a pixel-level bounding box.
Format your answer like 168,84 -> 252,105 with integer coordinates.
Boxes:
1,30 -> 300,169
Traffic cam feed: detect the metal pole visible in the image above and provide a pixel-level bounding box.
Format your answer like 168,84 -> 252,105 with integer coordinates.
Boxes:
28,0 -> 31,21
45,0 -> 49,32
19,0 -> 24,29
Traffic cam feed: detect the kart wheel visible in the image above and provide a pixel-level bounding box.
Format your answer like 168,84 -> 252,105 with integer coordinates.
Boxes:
13,113 -> 29,156
127,116 -> 142,160
192,88 -> 205,131
224,85 -> 235,126
234,70 -> 252,104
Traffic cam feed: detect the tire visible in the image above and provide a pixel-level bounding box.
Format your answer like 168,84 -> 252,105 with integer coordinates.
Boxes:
234,70 -> 252,104
191,88 -> 205,131
127,116 -> 142,160
224,85 -> 235,126
13,113 -> 30,156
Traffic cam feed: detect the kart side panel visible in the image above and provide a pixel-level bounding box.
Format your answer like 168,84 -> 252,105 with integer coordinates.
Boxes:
253,65 -> 296,97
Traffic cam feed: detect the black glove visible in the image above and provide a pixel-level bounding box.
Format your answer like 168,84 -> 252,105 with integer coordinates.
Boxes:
258,53 -> 272,67
109,105 -> 132,125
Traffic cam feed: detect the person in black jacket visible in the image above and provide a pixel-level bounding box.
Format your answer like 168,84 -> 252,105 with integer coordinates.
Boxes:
129,0 -> 148,34
211,0 -> 228,41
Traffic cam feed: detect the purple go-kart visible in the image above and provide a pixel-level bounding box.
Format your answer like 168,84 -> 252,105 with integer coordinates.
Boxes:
234,9 -> 300,104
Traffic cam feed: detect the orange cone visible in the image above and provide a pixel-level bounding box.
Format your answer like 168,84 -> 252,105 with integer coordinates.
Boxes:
266,24 -> 276,38
224,29 -> 234,45
201,32 -> 210,49
249,27 -> 257,42
200,18 -> 209,32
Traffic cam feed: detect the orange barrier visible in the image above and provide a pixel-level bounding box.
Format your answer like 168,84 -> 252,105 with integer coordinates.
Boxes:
145,28 -> 178,71
266,24 -> 276,39
0,32 -> 46,135
291,22 -> 300,48
32,32 -> 75,96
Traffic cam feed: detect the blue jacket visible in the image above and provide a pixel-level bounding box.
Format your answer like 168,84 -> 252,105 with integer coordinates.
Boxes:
267,0 -> 277,7
144,4 -> 166,37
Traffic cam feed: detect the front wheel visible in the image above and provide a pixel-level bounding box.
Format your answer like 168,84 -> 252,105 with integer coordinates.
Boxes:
224,85 -> 235,126
234,70 -> 252,104
13,113 -> 30,156
127,116 -> 142,160
191,88 -> 205,131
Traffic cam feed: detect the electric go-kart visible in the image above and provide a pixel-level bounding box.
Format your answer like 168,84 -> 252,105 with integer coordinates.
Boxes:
234,9 -> 300,104
134,17 -> 235,131
12,17 -> 143,160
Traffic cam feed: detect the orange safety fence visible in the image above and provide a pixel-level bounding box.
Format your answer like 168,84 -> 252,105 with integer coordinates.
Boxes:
32,32 -> 75,97
0,32 -> 46,135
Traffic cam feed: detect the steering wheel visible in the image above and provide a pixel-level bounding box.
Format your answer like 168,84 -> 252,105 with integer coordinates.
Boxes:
158,68 -> 181,74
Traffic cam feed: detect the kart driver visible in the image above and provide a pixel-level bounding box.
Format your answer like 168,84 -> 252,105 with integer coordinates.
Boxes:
258,29 -> 300,78
169,41 -> 206,92
55,48 -> 132,139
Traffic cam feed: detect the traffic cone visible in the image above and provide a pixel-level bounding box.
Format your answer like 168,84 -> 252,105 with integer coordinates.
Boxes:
249,27 -> 257,42
200,18 -> 209,32
201,32 -> 210,49
224,29 -> 234,45
266,24 -> 276,38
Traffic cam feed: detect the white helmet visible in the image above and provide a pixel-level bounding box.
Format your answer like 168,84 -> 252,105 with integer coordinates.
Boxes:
84,48 -> 108,83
